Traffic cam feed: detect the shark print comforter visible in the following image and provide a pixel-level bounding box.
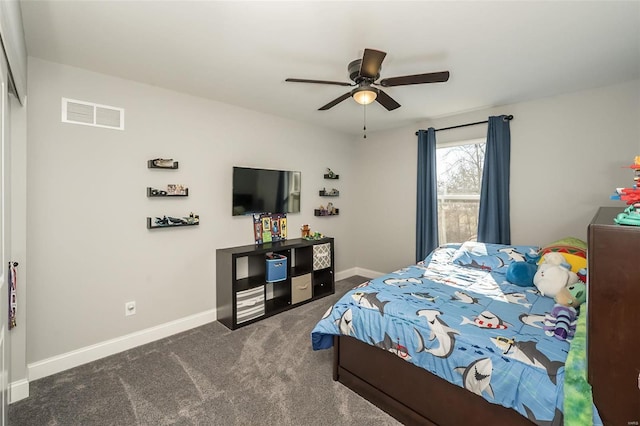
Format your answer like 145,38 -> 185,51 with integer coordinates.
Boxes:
311,242 -> 571,425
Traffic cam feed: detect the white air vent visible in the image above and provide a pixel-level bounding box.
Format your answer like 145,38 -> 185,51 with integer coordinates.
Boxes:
62,98 -> 124,130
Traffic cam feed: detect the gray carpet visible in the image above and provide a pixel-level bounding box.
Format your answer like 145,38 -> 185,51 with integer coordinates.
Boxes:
9,276 -> 401,426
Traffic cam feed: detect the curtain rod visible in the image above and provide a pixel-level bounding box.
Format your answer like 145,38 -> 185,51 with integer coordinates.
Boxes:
415,115 -> 514,135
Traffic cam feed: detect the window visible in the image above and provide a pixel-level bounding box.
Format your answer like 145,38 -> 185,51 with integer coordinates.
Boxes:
436,138 -> 485,244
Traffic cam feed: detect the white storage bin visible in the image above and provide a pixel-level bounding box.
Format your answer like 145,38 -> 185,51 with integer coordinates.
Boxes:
236,286 -> 265,324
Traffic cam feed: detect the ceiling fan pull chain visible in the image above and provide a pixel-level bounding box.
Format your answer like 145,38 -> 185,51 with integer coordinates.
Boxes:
363,103 -> 367,139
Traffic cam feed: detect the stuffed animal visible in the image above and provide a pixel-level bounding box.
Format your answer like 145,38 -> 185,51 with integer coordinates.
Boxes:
533,254 -> 580,297
539,252 -> 571,270
543,281 -> 586,341
554,281 -> 587,308
544,304 -> 577,341
506,261 -> 537,287
505,251 -> 541,287
533,264 -> 579,297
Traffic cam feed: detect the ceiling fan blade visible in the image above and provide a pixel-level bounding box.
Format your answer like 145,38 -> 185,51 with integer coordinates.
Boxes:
285,78 -> 353,87
376,89 -> 401,111
318,92 -> 352,110
359,49 -> 387,79
380,71 -> 450,87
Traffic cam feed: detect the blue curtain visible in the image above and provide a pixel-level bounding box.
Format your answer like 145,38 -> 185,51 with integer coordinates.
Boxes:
416,128 -> 439,262
477,115 -> 511,244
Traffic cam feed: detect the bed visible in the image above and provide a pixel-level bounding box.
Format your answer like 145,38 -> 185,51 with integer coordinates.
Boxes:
311,242 -> 600,425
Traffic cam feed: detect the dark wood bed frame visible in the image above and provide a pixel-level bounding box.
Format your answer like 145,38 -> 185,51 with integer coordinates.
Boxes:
333,335 -> 537,425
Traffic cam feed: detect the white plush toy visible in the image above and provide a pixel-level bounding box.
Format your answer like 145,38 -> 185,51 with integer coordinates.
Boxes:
533,253 -> 580,297
540,252 -> 571,269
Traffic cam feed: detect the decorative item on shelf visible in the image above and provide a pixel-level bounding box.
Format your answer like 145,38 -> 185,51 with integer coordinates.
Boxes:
252,213 -> 287,244
299,224 -> 324,240
610,155 -> 640,226
186,212 -> 199,224
148,187 -> 168,196
166,184 -> 188,196
148,158 -> 179,169
147,213 -> 199,229
308,231 -> 325,240
319,188 -> 339,196
147,186 -> 189,197
324,168 -> 339,179
301,224 -> 311,238
314,203 -> 339,216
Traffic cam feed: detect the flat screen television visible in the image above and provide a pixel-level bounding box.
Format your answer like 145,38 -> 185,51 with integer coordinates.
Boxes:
232,166 -> 301,216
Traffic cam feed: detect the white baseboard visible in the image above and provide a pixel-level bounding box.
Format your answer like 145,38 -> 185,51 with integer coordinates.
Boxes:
335,267 -> 357,281
336,267 -> 384,282
9,378 -> 29,403
27,309 -> 216,383
354,267 -> 385,279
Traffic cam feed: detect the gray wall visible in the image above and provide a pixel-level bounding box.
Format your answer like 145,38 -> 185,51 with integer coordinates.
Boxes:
26,57 -> 357,364
353,79 -> 640,274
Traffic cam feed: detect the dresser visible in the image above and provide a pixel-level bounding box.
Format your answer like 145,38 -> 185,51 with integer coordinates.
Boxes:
587,207 -> 640,425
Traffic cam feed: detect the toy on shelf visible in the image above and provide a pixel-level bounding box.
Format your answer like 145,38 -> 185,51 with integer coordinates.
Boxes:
315,203 -> 339,216
324,168 -> 339,179
611,156 -> 640,225
148,213 -> 199,229
148,158 -> 178,169
253,213 -> 287,244
319,187 -> 339,196
300,224 -> 324,240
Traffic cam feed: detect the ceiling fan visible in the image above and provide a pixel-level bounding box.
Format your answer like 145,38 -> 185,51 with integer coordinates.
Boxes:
285,48 -> 450,111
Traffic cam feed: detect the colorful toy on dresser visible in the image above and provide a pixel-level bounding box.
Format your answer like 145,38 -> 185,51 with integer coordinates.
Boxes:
611,155 -> 640,225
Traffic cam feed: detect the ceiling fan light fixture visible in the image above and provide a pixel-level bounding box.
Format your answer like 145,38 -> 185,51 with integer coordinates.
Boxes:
352,87 -> 378,105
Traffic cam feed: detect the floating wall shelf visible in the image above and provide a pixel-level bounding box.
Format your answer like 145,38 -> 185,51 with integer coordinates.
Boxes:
147,187 -> 189,197
314,209 -> 339,217
148,159 -> 179,169
147,217 -> 199,229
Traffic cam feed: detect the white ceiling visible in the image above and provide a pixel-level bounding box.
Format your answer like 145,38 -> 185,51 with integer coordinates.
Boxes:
19,1 -> 640,135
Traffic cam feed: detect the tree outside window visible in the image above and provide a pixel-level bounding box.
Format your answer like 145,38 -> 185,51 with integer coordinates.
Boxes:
436,139 -> 485,244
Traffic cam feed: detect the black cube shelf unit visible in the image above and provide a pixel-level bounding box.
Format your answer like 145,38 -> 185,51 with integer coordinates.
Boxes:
216,237 -> 335,330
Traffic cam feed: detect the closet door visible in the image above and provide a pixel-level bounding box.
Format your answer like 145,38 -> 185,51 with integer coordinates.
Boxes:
0,53 -> 9,426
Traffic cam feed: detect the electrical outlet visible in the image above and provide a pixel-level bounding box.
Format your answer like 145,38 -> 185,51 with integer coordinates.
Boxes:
125,301 -> 136,316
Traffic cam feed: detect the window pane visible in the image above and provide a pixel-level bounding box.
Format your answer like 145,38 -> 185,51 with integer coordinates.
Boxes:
437,142 -> 485,244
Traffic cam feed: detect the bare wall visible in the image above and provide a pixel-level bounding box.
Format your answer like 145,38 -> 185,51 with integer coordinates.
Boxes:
26,57 -> 357,364
353,79 -> 640,274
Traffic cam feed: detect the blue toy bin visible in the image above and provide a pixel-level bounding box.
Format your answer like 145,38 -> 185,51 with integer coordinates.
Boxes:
265,253 -> 287,283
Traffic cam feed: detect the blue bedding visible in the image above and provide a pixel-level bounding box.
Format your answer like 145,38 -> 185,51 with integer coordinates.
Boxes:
311,242 -> 568,424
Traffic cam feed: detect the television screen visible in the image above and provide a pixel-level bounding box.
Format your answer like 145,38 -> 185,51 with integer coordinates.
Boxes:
232,167 -> 301,216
